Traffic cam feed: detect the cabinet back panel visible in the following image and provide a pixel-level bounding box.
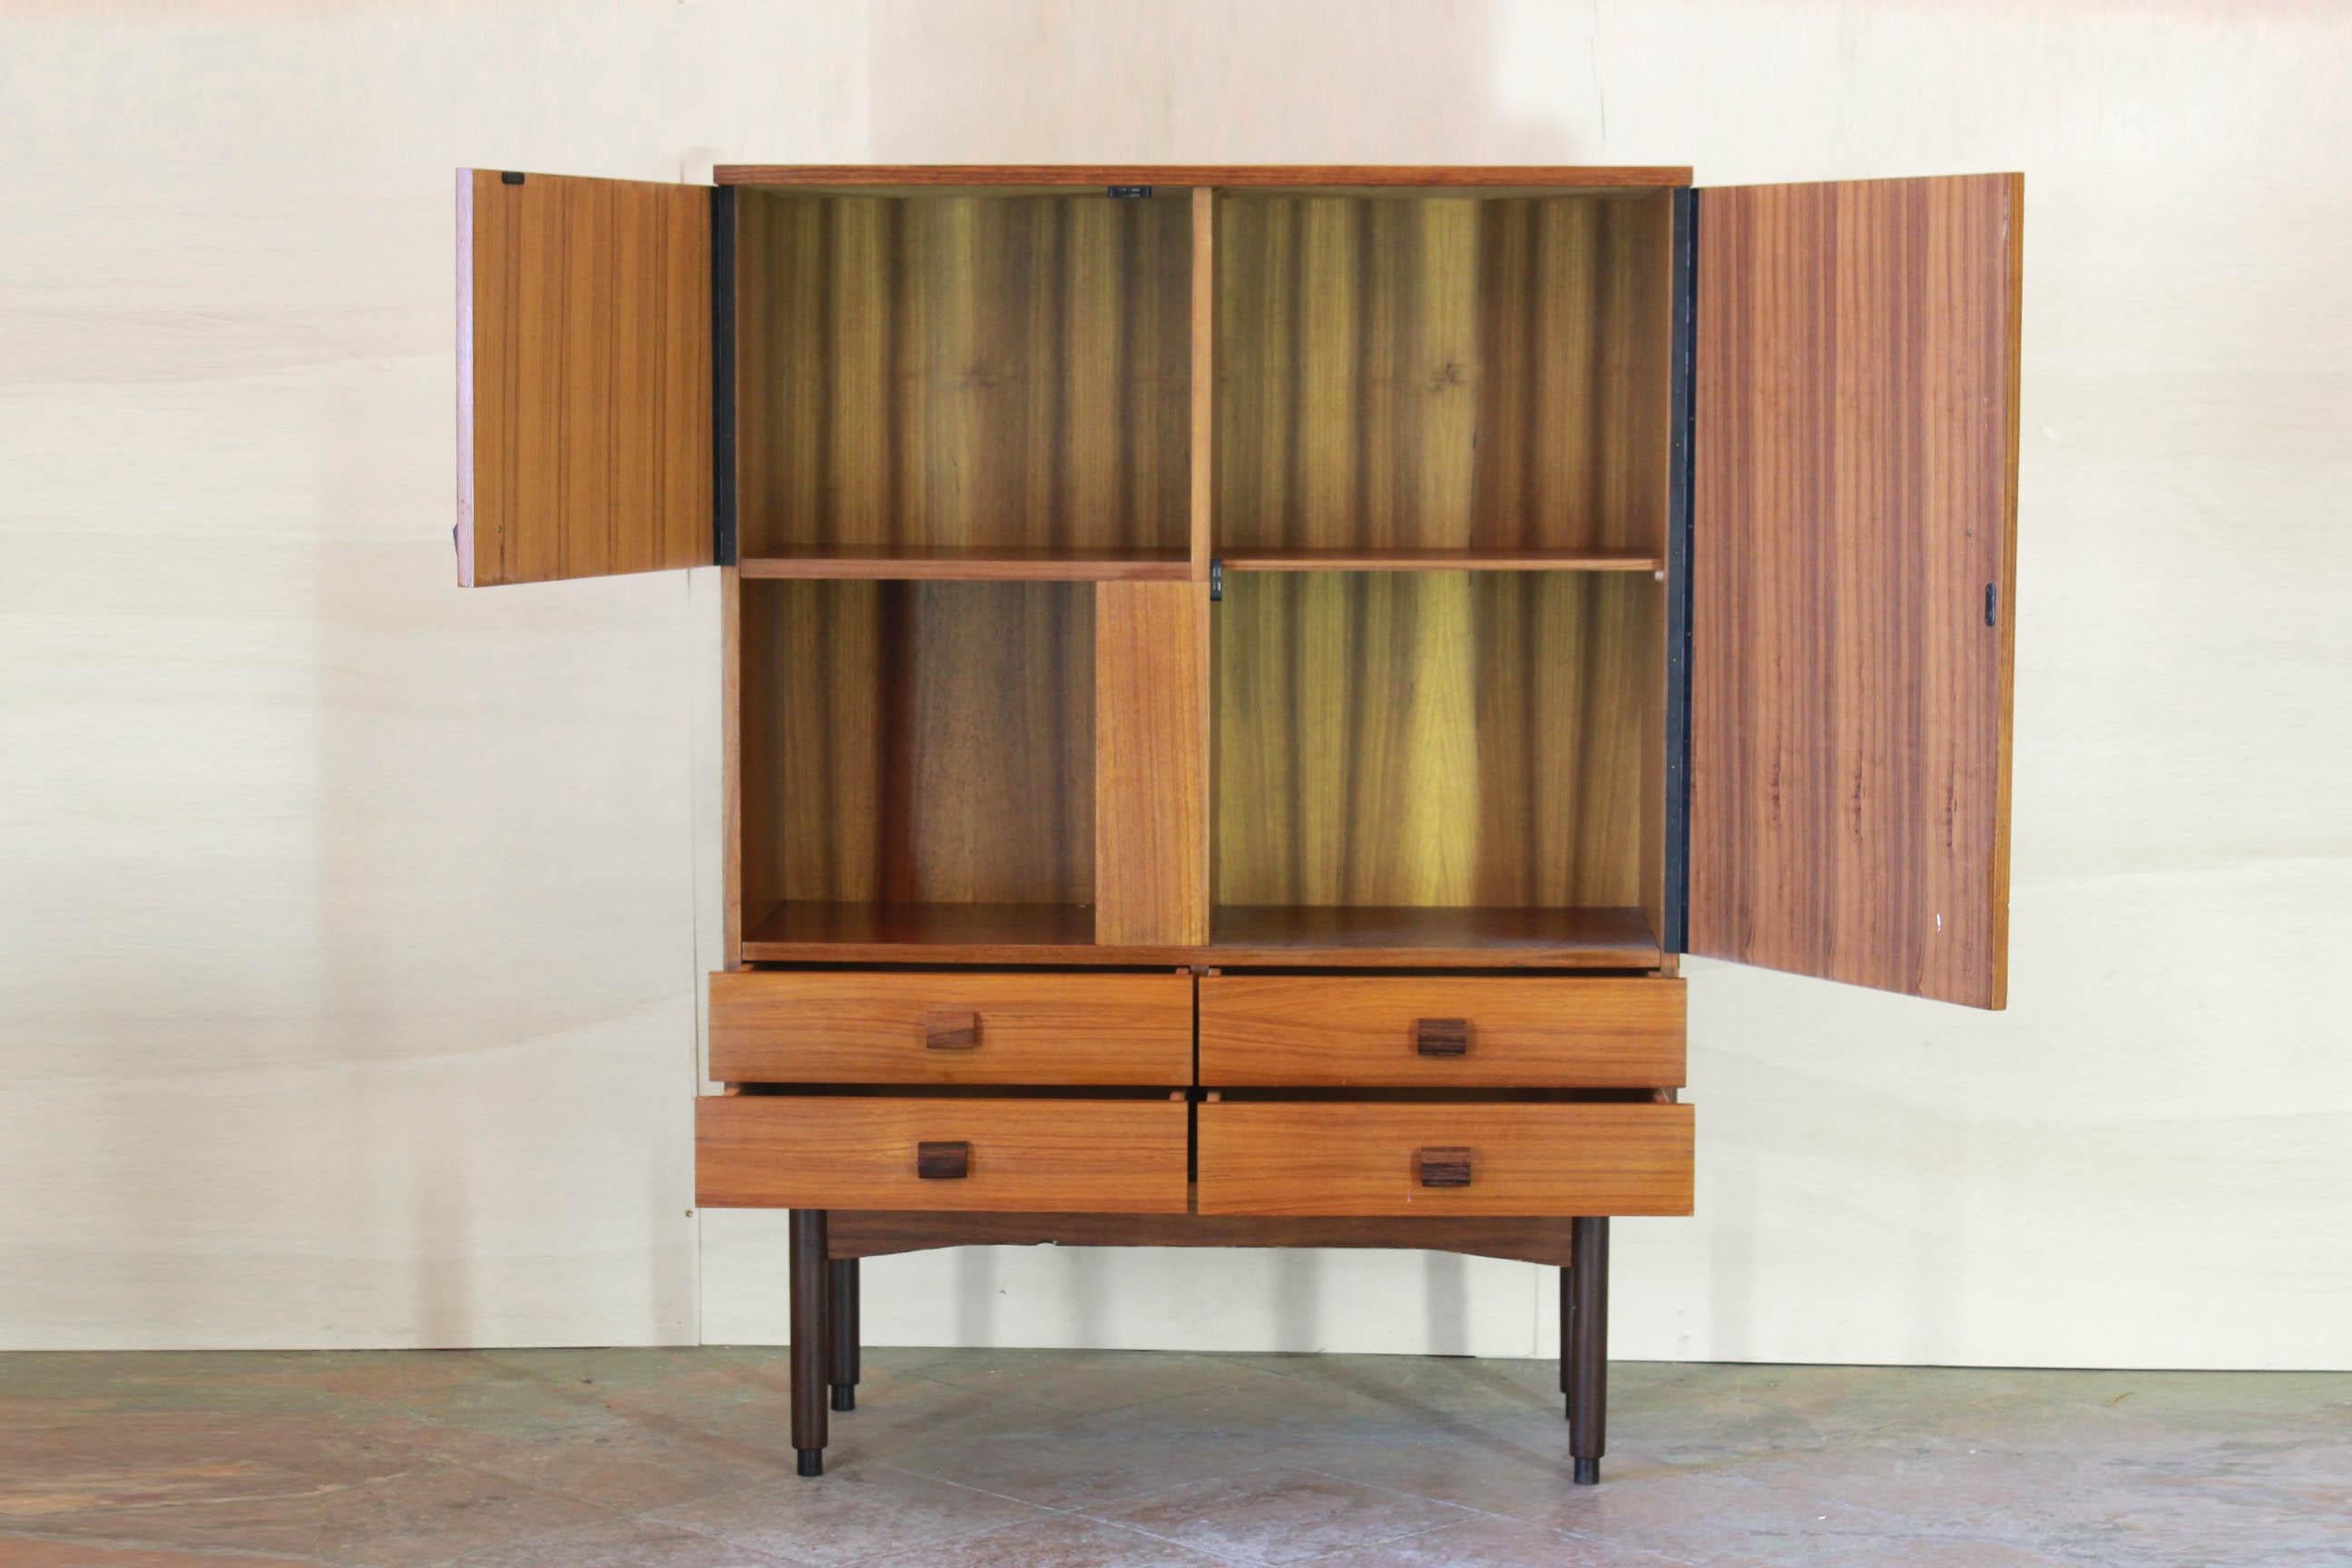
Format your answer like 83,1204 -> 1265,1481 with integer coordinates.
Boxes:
1215,191 -> 1671,555
1214,571 -> 1657,909
740,580 -> 1093,908
737,192 -> 1192,555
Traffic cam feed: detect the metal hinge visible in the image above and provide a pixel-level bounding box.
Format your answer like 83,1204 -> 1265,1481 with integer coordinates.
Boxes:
1210,559 -> 1223,601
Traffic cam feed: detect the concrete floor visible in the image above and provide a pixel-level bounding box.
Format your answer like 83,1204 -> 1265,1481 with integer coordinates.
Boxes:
0,1350 -> 2344,1567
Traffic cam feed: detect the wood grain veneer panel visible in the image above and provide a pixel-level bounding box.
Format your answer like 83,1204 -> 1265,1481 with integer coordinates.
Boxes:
734,901 -> 1657,966
1190,187 -> 1215,575
1198,975 -> 1685,1088
735,191 -> 1191,557
1214,571 -> 1658,911
1215,191 -> 1673,555
1197,1102 -> 1693,1217
736,545 -> 1188,580
719,165 -> 1691,190
457,171 -> 710,585
739,580 -> 1093,912
696,1096 -> 1189,1212
709,971 -> 1191,1085
1206,905 -> 1659,966
1094,582 -> 1210,945
1690,174 -> 2022,1008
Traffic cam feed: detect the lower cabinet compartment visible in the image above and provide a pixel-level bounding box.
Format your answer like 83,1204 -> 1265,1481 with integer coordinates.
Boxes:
697,1094 -> 1190,1213
1195,1101 -> 1693,1218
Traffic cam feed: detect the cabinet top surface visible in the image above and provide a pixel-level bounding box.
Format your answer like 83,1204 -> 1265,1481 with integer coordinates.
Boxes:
713,163 -> 1692,189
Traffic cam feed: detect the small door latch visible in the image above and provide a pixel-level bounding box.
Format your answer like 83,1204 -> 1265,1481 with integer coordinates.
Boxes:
1210,559 -> 1223,602
1985,582 -> 1999,627
1106,184 -> 1152,199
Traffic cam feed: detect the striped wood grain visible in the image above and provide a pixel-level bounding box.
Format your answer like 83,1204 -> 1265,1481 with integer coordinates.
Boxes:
1690,174 -> 2022,1008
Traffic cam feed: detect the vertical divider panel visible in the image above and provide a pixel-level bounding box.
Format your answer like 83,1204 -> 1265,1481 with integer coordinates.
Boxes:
721,567 -> 742,969
1096,581 -> 1210,945
1191,188 -> 1216,577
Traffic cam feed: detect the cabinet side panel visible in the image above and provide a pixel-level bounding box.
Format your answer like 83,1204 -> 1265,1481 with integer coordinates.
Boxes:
1095,581 -> 1210,944
459,171 -> 712,585
1690,174 -> 2021,1006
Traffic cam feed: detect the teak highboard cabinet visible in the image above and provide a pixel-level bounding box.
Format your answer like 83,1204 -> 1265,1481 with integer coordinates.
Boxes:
456,162 -> 2022,1483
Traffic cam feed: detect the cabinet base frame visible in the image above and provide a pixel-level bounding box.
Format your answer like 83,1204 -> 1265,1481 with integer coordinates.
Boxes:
787,1208 -> 1613,1483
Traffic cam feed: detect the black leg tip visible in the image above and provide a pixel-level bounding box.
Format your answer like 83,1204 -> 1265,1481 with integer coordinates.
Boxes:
796,1450 -> 824,1478
830,1386 -> 856,1412
1573,1456 -> 1601,1486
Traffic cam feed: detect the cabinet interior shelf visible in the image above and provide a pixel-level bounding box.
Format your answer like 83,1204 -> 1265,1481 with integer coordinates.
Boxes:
740,900 -> 1659,969
1219,547 -> 1663,574
737,545 -> 1191,582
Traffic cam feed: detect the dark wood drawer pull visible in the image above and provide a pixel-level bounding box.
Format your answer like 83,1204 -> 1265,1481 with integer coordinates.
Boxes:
921,1009 -> 980,1051
1414,1017 -> 1470,1056
1415,1146 -> 1474,1188
916,1140 -> 971,1180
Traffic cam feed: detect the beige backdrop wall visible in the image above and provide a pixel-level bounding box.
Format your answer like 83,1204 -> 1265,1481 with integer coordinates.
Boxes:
3,1 -> 2346,1367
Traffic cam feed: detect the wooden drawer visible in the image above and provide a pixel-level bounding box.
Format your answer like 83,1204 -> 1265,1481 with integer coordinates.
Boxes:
1197,975 -> 1683,1088
1196,1101 -> 1693,1217
708,971 -> 1191,1085
696,1094 -> 1190,1212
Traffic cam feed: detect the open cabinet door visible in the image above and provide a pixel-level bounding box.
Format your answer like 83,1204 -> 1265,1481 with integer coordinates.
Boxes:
1689,174 -> 2022,1008
457,171 -> 717,585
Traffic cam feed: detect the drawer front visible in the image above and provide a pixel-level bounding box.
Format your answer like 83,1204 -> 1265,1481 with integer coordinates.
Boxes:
1196,1102 -> 1693,1217
1197,975 -> 1683,1088
697,1095 -> 1190,1212
709,972 -> 1192,1085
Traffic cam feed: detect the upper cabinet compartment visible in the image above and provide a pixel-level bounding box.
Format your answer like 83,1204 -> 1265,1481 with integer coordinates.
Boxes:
456,172 -> 713,586
1215,189 -> 1676,571
733,189 -> 1195,576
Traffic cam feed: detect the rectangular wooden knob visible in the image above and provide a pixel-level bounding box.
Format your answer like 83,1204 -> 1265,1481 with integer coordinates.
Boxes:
921,1009 -> 980,1051
916,1140 -> 971,1180
1414,1017 -> 1470,1056
1415,1147 -> 1474,1188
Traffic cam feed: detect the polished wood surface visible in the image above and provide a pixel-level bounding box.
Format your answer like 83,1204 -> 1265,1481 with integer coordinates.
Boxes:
739,899 -> 1096,961
719,165 -> 1692,190
697,1096 -> 1190,1212
1197,975 -> 1685,1088
739,581 -> 1093,915
737,546 -> 1188,581
1216,191 -> 1673,555
828,1210 -> 1589,1266
1221,548 -> 1661,573
1197,1102 -> 1694,1217
1690,174 -> 2022,1009
734,191 -> 1190,558
1094,582 -> 1210,945
1208,905 -> 1659,967
708,971 -> 1191,1085
1215,571 -> 1659,911
788,1210 -> 827,1465
736,899 -> 1658,966
457,171 -> 710,586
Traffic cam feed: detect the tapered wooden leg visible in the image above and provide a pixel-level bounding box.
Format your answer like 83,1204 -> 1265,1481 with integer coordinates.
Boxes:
1559,1264 -> 1574,1421
789,1210 -> 828,1476
828,1259 -> 859,1412
1568,1216 -> 1608,1485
